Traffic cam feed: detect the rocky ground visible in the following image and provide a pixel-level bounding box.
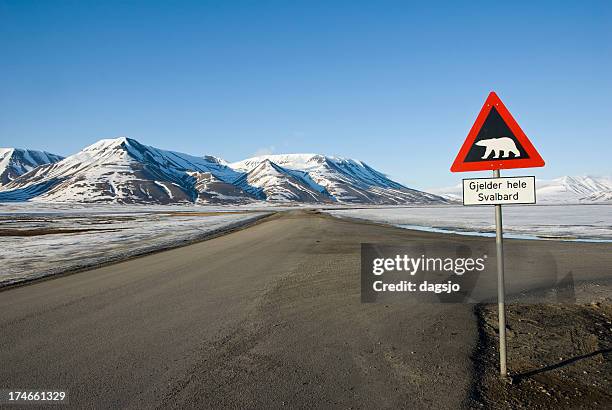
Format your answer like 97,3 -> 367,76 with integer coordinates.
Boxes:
470,282 -> 611,409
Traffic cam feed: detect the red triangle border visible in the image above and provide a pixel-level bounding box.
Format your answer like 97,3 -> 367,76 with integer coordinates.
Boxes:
451,92 -> 545,172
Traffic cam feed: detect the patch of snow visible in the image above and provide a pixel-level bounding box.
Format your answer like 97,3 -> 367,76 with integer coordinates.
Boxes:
154,181 -> 174,199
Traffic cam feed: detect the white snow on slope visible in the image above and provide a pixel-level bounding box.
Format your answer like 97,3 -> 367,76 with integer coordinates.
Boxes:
325,204 -> 612,241
537,176 -> 612,203
233,159 -> 331,202
0,137 -> 248,204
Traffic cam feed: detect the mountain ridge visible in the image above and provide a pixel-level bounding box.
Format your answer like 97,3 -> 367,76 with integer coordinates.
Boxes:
0,137 -> 445,205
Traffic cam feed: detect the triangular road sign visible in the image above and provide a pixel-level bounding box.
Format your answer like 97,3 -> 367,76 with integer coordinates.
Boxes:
451,92 -> 545,172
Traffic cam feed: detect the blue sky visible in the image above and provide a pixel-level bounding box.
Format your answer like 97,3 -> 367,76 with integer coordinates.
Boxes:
1,1 -> 610,189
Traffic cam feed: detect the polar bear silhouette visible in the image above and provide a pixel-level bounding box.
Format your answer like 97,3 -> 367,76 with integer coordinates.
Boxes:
475,137 -> 520,159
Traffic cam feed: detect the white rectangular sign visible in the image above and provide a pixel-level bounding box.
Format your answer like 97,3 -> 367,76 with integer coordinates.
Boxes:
463,176 -> 536,206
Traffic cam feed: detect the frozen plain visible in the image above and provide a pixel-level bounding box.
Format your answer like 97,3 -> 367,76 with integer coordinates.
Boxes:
0,202 -> 276,286
3,202 -> 611,287
325,204 -> 612,241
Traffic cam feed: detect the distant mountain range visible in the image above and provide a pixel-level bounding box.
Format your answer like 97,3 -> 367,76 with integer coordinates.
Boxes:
431,175 -> 612,204
0,137 -> 444,204
2,138 -> 610,205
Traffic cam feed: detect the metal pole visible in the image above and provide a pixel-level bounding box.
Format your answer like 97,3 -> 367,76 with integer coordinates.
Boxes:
493,169 -> 507,377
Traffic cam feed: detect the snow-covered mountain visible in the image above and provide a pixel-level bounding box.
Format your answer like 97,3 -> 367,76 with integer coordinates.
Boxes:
0,137 -> 446,204
231,154 -> 443,204
0,138 -> 252,204
233,159 -> 332,202
0,148 -> 63,186
537,176 -> 612,203
431,176 -> 612,204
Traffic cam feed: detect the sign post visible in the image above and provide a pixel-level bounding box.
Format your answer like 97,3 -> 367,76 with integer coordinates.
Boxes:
493,168 -> 507,376
451,92 -> 545,377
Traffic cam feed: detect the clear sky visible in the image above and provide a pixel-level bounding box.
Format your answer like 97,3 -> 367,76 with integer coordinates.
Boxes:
1,0 -> 610,189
